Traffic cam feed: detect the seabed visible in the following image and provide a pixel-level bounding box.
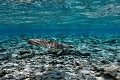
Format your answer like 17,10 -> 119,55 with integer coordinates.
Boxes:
0,32 -> 120,80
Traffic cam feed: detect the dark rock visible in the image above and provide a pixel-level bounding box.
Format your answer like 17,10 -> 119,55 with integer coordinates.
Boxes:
99,74 -> 115,80
0,53 -> 9,60
95,72 -> 103,77
86,77 -> 96,80
16,74 -> 26,80
0,47 -> 7,52
18,49 -> 31,55
40,70 -> 80,80
41,70 -> 65,80
40,66 -> 46,72
101,59 -> 110,64
17,48 -> 35,59
17,52 -> 35,59
78,52 -> 91,58
117,54 -> 120,63
2,74 -> 15,79
52,72 -> 64,79
0,69 -> 12,78
117,59 -> 120,63
90,64 -> 98,71
75,60 -> 81,66
74,60 -> 88,69
96,68 -> 104,72
41,57 -> 46,63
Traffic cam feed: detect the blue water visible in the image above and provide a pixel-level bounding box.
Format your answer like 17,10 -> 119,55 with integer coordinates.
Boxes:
0,1 -> 120,79
0,0 -> 120,34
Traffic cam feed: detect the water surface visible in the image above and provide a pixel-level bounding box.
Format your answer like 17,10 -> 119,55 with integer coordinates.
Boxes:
0,0 -> 119,33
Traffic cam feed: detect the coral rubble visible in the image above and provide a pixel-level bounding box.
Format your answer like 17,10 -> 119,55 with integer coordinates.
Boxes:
0,33 -> 120,80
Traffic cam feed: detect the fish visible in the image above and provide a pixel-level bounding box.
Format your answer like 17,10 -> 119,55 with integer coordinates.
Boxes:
25,38 -> 73,50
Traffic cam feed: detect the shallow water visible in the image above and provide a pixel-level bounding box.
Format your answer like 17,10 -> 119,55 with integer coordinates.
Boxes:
0,0 -> 120,32
0,0 -> 120,80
